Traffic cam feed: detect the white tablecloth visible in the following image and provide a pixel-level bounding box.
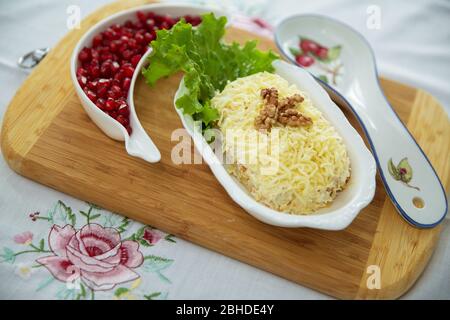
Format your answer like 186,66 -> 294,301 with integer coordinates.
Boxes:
0,0 -> 448,299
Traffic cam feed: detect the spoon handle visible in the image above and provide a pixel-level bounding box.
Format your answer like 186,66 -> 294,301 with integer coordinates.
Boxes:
324,84 -> 447,228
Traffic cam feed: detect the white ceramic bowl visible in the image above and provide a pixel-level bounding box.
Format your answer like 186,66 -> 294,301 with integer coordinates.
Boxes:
174,60 -> 376,230
70,3 -> 229,163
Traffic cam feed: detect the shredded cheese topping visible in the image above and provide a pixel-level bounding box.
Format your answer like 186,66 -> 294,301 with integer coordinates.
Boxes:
211,72 -> 351,214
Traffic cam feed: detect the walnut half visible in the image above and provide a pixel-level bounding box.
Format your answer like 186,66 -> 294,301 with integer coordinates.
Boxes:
255,88 -> 312,131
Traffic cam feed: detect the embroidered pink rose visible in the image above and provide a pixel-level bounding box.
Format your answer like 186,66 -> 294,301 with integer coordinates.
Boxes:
36,224 -> 143,291
14,231 -> 33,245
143,228 -> 163,245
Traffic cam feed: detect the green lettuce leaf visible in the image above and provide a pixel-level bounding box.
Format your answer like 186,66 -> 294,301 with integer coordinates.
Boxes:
143,13 -> 278,128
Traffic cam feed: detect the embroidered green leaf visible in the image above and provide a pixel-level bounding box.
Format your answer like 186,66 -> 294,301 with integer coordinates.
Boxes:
388,158 -> 401,180
135,226 -> 146,239
327,45 -> 341,61
398,157 -> 413,183
164,234 -> 176,243
89,214 -> 101,221
317,75 -> 328,83
289,47 -> 301,56
144,292 -> 161,300
0,247 -> 15,263
36,276 -> 54,292
117,217 -> 130,233
56,286 -> 78,300
75,283 -> 87,300
114,287 -> 129,297
80,211 -> 89,218
143,255 -> 174,273
87,202 -> 102,210
49,201 -> 76,226
39,239 -> 45,250
80,283 -> 86,298
140,239 -> 152,247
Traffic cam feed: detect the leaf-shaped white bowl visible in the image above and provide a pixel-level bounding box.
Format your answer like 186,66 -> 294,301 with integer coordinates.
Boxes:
70,3 -> 229,163
174,60 -> 376,230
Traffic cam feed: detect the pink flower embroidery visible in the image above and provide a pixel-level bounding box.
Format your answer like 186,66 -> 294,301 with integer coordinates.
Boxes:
36,224 -> 143,291
14,231 -> 33,245
143,228 -> 162,245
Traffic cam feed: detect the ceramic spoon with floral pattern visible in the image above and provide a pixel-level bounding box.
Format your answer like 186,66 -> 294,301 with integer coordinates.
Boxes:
275,14 -> 447,228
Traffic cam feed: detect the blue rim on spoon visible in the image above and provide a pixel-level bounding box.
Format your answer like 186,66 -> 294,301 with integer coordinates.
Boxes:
274,14 -> 448,228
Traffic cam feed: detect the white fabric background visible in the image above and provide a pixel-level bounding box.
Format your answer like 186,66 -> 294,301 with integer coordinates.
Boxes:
0,0 -> 449,299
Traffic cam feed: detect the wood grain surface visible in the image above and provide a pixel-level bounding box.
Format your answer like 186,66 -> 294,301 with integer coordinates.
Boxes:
1,0 -> 449,299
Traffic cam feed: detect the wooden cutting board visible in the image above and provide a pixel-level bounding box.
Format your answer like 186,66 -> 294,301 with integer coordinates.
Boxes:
1,0 -> 449,299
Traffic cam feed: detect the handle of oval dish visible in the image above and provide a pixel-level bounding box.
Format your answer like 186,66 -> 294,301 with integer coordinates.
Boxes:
124,124 -> 161,163
123,48 -> 161,163
341,85 -> 447,228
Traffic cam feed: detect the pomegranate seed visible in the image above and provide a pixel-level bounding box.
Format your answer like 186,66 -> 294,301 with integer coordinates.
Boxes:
121,49 -> 134,60
109,41 -> 119,52
89,65 -> 100,78
109,85 -> 123,99
90,58 -> 100,66
104,28 -> 118,40
108,111 -> 118,118
300,39 -> 319,54
116,115 -> 129,127
105,98 -> 118,111
144,32 -> 154,43
137,11 -> 147,23
296,54 -> 314,67
86,90 -> 97,102
93,34 -> 103,47
135,33 -> 145,44
91,49 -> 99,60
122,77 -> 131,91
190,17 -> 202,26
76,67 -> 88,77
124,20 -> 134,28
121,64 -> 135,78
77,75 -> 87,87
97,79 -> 111,97
160,22 -> 170,30
128,38 -> 138,49
96,98 -> 106,110
78,47 -> 91,62
97,86 -> 108,98
98,78 -> 111,87
111,24 -> 122,32
131,54 -> 141,67
100,52 -> 113,61
111,61 -> 120,74
114,70 -> 125,82
118,104 -> 130,116
126,126 -> 132,135
163,15 -> 175,25
100,60 -> 113,77
87,80 -> 98,90
146,19 -> 155,30
133,21 -> 144,30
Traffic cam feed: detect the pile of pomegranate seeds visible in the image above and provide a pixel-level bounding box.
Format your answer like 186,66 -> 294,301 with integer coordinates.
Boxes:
77,11 -> 202,135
